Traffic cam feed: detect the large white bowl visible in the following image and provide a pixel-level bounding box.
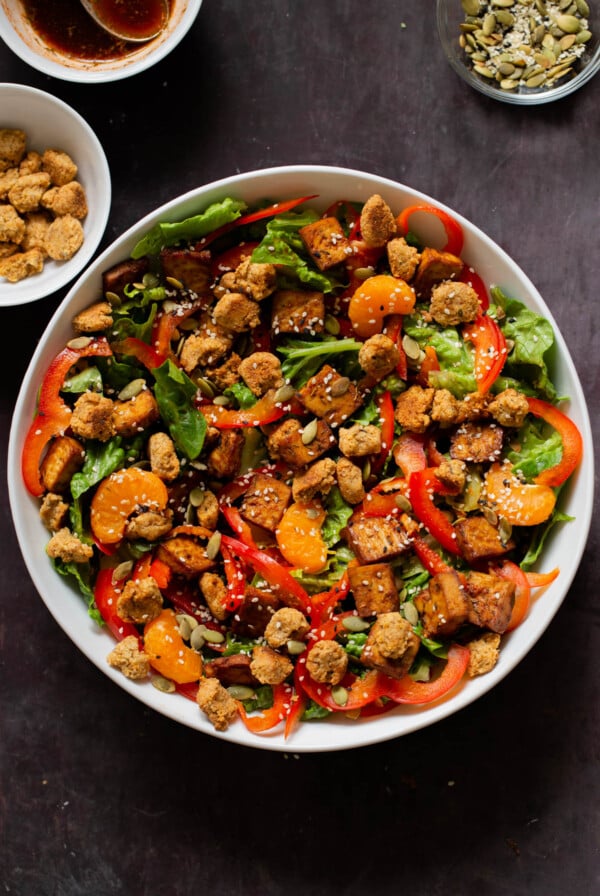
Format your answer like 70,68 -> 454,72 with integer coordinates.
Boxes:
0,0 -> 202,83
8,165 -> 594,752
0,83 -> 110,306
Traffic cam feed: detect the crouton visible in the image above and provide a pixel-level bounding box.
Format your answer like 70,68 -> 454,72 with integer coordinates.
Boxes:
193,489 -> 220,530
394,385 -> 435,434
70,392 -> 115,442
42,148 -> 78,186
361,612 -> 420,679
230,257 -> 277,300
431,388 -> 463,427
206,429 -> 244,479
306,640 -> 348,685
212,292 -> 261,333
466,632 -> 501,677
238,351 -> 283,396
0,168 -> 19,200
488,388 -> 529,428
0,129 -> 26,165
429,280 -> 480,326
339,423 -> 382,458
8,172 -> 51,213
387,236 -> 420,281
41,181 -> 88,218
299,216 -> 351,270
348,563 -> 398,616
72,301 -> 113,334
434,458 -> 466,493
358,333 -> 400,381
359,194 -> 397,248
205,353 -> 242,392
200,572 -> 229,621
147,431 -> 180,482
124,510 -> 173,542
196,677 -> 238,731
156,527 -> 216,578
271,288 -> 325,335
46,527 -> 93,564
264,607 -> 310,649
112,388 -> 160,438
291,458 -> 337,503
336,457 -> 365,505
44,215 -> 84,261
250,645 -> 293,686
39,492 -> 69,531
117,577 -> 163,624
107,636 -> 150,681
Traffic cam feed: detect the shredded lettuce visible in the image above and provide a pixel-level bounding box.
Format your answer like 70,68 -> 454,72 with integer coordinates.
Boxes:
278,335 -> 362,386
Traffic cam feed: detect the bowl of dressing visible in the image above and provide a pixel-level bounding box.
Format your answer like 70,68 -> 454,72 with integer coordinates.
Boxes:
0,0 -> 203,83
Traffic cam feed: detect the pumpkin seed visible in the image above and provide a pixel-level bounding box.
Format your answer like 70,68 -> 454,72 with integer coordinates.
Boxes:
205,530 -> 222,560
151,676 -> 176,693
112,560 -> 133,584
575,0 -> 589,15
162,299 -> 179,313
526,71 -> 547,86
353,266 -> 375,281
305,507 -> 321,520
190,626 -> 206,651
492,0 -> 515,7
474,62 -> 495,77
165,276 -> 184,290
133,282 -> 146,291
559,0 -> 572,8
495,10 -> 515,25
395,494 -> 413,513
179,317 -> 199,331
402,601 -> 419,626
227,685 -> 256,701
402,334 -> 421,361
324,314 -> 341,335
274,383 -> 296,403
498,517 -> 513,545
176,614 -> 195,641
461,0 -> 482,15
196,377 -> 215,398
559,33 -> 577,49
342,615 -> 370,633
483,12 -> 497,35
331,685 -> 349,707
142,272 -> 160,289
362,459 -> 372,483
213,395 -> 230,406
555,14 -> 581,33
301,418 -> 318,445
330,376 -> 350,397
535,0 -> 547,13
576,28 -> 591,42
287,639 -> 307,655
117,378 -> 146,401
105,290 -> 121,306
483,505 -> 499,527
500,77 -> 520,89
498,61 -> 516,76
471,51 -> 489,62
203,628 -> 225,645
67,336 -> 92,350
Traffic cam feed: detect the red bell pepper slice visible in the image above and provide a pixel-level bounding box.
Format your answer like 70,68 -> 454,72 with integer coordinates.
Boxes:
22,338 -> 113,496
221,543 -> 247,612
392,432 -> 427,477
415,345 -> 440,387
151,297 -> 212,361
111,336 -> 166,371
237,682 -> 292,733
195,195 -> 318,250
384,315 -> 408,380
408,468 -> 461,556
381,644 -> 470,705
199,391 -> 296,429
284,684 -> 308,740
462,313 -> 507,395
396,204 -> 464,257
525,568 -> 559,588
220,535 -> 313,616
371,390 -> 394,473
526,397 -> 583,488
459,265 -> 489,312
93,567 -> 139,642
412,534 -> 455,577
297,654 -> 386,712
210,241 -> 260,279
310,570 -> 351,625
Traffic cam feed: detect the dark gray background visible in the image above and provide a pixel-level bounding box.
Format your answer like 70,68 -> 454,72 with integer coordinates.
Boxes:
1,2 -> 598,894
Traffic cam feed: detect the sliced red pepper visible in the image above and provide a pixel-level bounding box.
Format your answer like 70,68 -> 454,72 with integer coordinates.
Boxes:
149,556 -> 172,590
210,241 -> 260,279
492,560 -> 531,631
411,534 -> 455,577
527,397 -> 583,488
408,468 -> 461,556
151,297 -> 212,361
381,644 -> 470,705
221,543 -> 247,612
392,431 -> 427,477
372,390 -> 394,473
199,391 -> 295,429
462,313 -> 507,395
310,570 -> 351,625
284,685 -> 308,740
297,655 -> 386,712
237,682 -> 292,733
111,336 -> 166,370
175,681 -> 199,702
93,567 -> 139,642
22,338 -> 113,496
195,195 -> 318,250
459,265 -> 489,312
396,204 -> 464,257
415,345 -> 440,387
384,315 -> 408,380
220,504 -> 258,549
220,535 -> 313,616
525,568 -> 559,588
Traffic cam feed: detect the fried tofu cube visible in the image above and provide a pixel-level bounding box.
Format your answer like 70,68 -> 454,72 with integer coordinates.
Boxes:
454,515 -> 514,564
230,586 -> 280,639
102,257 -> 150,299
271,288 -> 325,335
40,435 -> 85,493
297,364 -> 362,427
204,654 -> 257,687
207,430 -> 244,479
414,570 -> 470,638
450,422 -> 503,464
348,563 -> 399,616
299,216 -> 351,270
160,246 -> 212,293
414,246 -> 463,298
266,417 -> 334,468
345,515 -> 410,564
239,472 -> 291,532
465,571 -> 515,633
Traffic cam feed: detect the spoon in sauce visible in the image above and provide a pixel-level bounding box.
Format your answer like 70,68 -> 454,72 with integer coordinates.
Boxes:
79,0 -> 170,42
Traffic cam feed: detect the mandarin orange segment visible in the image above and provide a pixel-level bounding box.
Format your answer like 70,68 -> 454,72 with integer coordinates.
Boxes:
275,500 -> 328,574
90,467 -> 169,545
349,275 -> 416,338
484,463 -> 556,527
143,609 -> 203,684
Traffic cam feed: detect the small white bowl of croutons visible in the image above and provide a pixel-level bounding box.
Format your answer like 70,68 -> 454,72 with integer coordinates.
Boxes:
0,83 -> 111,306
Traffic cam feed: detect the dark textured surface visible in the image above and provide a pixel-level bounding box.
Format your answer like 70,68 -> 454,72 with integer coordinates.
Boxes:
1,2 -> 598,894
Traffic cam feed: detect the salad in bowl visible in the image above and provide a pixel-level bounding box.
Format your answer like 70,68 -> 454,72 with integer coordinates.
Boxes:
9,167 -> 591,751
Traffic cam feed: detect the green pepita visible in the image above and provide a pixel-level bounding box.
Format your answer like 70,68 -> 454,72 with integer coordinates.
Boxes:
342,615 -> 371,633
301,418 -> 318,445
117,378 -> 146,401
555,14 -> 581,33
151,676 -> 176,693
331,685 -> 349,707
227,685 -> 256,701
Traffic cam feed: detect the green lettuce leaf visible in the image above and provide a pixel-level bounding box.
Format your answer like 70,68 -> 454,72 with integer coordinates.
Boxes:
505,418 -> 563,481
278,336 -> 362,386
152,360 -> 207,459
322,487 -> 354,548
131,197 -> 247,259
70,438 -> 127,500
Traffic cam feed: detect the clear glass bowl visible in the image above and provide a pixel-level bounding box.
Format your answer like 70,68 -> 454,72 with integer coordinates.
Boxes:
436,0 -> 600,105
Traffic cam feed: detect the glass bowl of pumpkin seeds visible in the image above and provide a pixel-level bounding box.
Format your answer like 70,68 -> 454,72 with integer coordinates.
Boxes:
436,0 -> 599,104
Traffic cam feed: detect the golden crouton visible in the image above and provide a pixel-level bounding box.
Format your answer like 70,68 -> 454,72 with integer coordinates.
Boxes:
0,204 -> 26,243
360,194 -> 397,248
21,211 -> 51,254
107,636 -> 151,681
0,248 -> 44,282
8,172 -> 51,213
196,677 -> 239,731
0,129 -> 26,165
42,181 -> 88,219
42,148 -> 78,186
44,214 -> 84,261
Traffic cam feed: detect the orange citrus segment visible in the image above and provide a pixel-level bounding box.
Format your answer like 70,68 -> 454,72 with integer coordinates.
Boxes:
484,463 -> 556,527
349,275 -> 416,338
275,500 -> 328,574
143,609 -> 202,684
90,467 -> 169,545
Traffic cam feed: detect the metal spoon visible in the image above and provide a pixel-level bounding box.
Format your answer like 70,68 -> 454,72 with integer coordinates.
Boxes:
80,0 -> 169,42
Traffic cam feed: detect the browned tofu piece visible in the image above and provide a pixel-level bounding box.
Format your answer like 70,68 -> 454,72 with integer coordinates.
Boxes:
454,515 -> 514,564
204,654 -> 258,687
450,422 -> 503,464
230,586 -> 280,638
465,571 -> 515,633
266,417 -> 334,468
299,216 -> 351,270
361,612 -> 420,679
40,435 -> 85,493
413,570 -> 470,638
291,458 -> 337,503
271,288 -> 325,335
414,246 -> 464,298
297,364 -> 362,428
112,389 -> 160,438
102,258 -> 149,300
345,515 -> 410,564
156,527 -> 216,578
207,430 -> 244,479
348,563 -> 399,616
239,472 -> 291,532
160,247 -> 212,293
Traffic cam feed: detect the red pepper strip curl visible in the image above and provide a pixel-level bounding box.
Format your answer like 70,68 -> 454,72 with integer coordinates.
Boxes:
237,682 -> 294,734
22,338 -> 113,496
462,313 -> 507,395
371,390 -> 395,474
408,468 -> 462,556
110,336 -> 166,371
195,195 -> 319,250
93,567 -> 139,642
459,265 -> 489,312
220,544 -> 247,612
199,391 -> 302,429
384,315 -> 408,380
151,296 -> 213,362
526,397 -> 584,488
396,205 -> 464,257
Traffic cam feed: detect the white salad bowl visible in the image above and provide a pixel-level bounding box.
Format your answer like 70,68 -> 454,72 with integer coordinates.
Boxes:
8,165 -> 594,752
0,83 -> 111,306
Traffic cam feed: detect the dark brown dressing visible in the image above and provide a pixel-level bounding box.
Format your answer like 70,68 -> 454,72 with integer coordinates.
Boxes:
21,0 -> 170,61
